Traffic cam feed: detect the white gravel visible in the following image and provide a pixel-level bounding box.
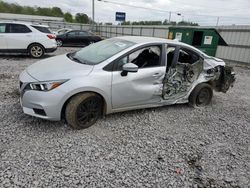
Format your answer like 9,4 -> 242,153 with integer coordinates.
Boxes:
0,48 -> 250,187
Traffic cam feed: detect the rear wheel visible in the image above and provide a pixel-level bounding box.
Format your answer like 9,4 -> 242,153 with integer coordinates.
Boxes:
28,44 -> 44,58
65,93 -> 103,129
189,83 -> 213,107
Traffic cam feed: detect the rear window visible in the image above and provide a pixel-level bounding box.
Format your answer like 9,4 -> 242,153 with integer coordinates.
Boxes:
32,25 -> 51,33
9,24 -> 31,33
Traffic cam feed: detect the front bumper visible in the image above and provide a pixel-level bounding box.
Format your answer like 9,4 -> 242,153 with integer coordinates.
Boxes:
19,71 -> 65,121
20,89 -> 65,121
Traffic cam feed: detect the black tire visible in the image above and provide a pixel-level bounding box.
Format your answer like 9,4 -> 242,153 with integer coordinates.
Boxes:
65,93 -> 103,129
189,83 -> 213,107
28,44 -> 45,58
56,39 -> 63,47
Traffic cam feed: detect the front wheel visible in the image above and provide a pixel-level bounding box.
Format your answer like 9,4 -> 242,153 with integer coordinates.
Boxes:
65,93 -> 103,129
189,83 -> 213,107
56,39 -> 63,47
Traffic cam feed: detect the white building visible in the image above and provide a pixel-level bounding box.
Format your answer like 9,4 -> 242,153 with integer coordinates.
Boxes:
0,13 -> 64,22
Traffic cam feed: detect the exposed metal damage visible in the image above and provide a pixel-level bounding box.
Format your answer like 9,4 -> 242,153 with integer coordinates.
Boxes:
162,56 -> 235,101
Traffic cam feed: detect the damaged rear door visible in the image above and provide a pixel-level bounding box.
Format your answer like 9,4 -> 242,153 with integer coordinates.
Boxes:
163,45 -> 204,100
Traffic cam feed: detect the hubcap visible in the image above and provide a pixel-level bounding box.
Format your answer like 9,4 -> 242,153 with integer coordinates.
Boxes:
57,40 -> 62,47
31,46 -> 43,57
76,97 -> 101,126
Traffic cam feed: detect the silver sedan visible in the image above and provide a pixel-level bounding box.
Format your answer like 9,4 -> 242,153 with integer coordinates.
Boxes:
19,36 -> 235,129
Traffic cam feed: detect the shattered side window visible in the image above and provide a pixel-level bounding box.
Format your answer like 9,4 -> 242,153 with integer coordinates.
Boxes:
178,48 -> 200,64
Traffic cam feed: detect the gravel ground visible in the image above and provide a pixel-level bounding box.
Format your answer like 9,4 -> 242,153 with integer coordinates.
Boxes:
0,48 -> 249,188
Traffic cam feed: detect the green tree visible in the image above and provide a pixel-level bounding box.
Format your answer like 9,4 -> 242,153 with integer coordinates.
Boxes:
51,7 -> 64,17
75,13 -> 89,23
64,12 -> 73,22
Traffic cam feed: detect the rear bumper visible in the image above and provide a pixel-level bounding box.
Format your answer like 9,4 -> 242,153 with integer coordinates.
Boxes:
45,47 -> 57,53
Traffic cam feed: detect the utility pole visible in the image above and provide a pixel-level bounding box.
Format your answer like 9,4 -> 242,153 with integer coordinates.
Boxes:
92,0 -> 95,30
169,12 -> 172,24
216,17 -> 220,27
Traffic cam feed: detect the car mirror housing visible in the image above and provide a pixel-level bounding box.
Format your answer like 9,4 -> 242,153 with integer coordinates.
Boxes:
122,63 -> 138,73
121,63 -> 138,76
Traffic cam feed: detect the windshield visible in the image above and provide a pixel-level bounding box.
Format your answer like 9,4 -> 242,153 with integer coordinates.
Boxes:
71,38 -> 136,65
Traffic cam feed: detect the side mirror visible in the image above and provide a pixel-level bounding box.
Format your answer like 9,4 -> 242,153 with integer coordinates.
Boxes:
122,63 -> 138,72
121,63 -> 138,76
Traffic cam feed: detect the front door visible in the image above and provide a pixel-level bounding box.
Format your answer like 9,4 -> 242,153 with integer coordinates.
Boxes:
111,45 -> 166,109
78,31 -> 90,46
64,31 -> 79,45
163,46 -> 203,100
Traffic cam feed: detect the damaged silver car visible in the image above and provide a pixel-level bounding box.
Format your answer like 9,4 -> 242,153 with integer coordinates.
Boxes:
19,36 -> 235,129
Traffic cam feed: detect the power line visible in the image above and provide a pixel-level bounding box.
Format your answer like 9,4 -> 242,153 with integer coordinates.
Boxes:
97,0 -> 250,20
97,0 -> 178,14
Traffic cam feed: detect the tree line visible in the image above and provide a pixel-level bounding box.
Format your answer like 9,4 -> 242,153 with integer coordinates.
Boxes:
0,1 -> 199,26
0,1 -> 92,23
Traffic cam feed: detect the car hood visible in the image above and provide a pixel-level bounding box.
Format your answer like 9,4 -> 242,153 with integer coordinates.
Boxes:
26,54 -> 94,81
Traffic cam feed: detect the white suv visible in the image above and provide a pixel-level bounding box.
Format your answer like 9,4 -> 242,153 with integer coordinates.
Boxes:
0,22 -> 57,58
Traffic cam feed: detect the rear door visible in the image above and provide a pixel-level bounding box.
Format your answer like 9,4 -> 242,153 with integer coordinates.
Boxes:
163,45 -> 203,100
0,23 -> 7,50
5,23 -> 33,50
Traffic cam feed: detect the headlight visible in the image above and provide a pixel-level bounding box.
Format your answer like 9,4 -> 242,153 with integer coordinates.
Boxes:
27,80 -> 68,91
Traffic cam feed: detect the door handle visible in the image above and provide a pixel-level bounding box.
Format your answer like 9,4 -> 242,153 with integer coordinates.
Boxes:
153,73 -> 160,77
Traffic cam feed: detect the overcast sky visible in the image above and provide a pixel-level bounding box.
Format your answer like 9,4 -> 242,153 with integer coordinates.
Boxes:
6,0 -> 250,26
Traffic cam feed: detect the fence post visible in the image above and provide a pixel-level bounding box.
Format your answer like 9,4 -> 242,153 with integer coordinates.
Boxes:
140,27 -> 142,36
106,25 -> 108,38
152,27 -> 155,37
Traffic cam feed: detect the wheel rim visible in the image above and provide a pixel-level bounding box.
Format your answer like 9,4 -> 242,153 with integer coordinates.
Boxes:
31,46 -> 43,57
196,88 -> 210,106
57,40 -> 62,47
76,96 -> 101,127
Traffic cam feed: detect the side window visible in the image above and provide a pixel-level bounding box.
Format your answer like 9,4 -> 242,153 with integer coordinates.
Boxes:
0,24 -> 6,33
117,46 -> 161,70
9,24 -> 31,33
67,31 -> 78,37
79,31 -> 88,36
178,48 -> 200,64
166,46 -> 176,69
31,26 -> 51,33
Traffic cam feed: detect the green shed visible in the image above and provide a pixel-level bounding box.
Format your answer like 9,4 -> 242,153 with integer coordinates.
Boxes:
168,26 -> 228,56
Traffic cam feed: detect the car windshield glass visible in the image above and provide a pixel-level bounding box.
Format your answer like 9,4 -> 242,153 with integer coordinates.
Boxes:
72,38 -> 136,65
32,25 -> 52,33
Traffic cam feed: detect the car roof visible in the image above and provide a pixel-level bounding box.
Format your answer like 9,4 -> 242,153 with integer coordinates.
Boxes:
0,21 -> 49,28
115,36 -> 208,57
